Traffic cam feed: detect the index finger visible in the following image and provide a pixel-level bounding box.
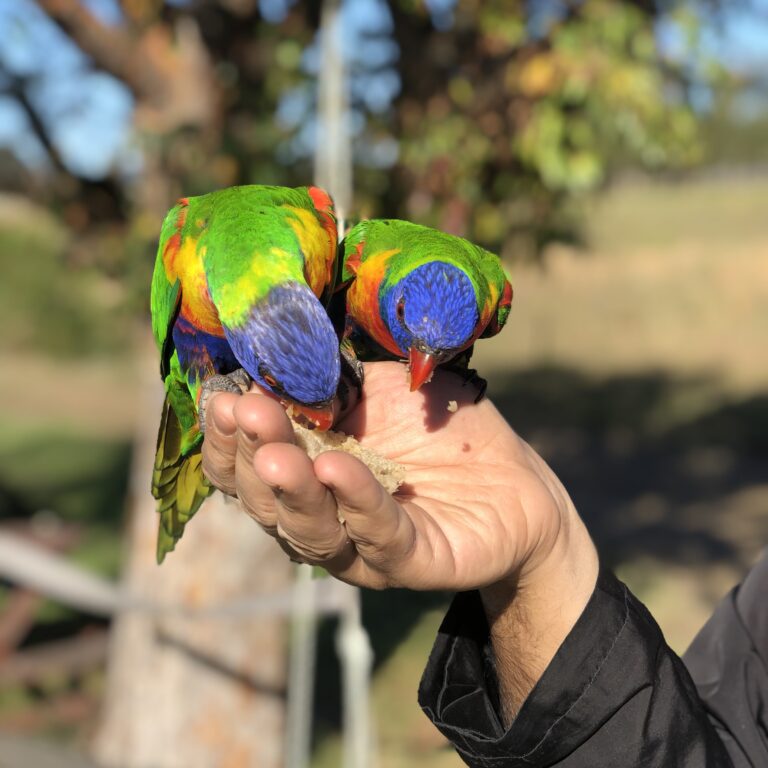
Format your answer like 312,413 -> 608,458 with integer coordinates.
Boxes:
313,452 -> 445,588
201,392 -> 240,495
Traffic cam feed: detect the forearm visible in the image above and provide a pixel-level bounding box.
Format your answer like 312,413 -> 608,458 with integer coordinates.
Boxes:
479,509 -> 599,725
419,547 -> 733,767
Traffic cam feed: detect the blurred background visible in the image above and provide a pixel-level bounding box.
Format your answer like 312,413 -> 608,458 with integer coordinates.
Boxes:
1,0 -> 767,765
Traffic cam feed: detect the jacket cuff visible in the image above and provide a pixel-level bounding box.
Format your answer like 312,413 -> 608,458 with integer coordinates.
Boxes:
418,569 -> 642,764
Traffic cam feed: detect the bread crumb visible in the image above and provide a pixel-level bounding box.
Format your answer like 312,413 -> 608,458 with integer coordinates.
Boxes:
292,423 -> 406,494
446,400 -> 458,413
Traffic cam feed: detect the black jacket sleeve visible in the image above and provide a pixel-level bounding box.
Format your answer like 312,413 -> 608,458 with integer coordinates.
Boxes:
418,567 -> 737,767
683,548 -> 768,766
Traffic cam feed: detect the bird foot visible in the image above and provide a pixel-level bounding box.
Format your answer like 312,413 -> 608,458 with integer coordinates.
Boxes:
445,365 -> 487,403
337,345 -> 365,418
198,368 -> 252,434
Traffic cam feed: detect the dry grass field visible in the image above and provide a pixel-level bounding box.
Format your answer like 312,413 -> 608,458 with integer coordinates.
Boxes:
478,175 -> 768,642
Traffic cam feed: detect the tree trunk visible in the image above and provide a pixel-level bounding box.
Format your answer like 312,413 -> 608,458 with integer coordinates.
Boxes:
92,346 -> 291,768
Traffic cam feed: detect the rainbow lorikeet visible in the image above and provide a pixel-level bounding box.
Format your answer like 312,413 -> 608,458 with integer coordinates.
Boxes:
150,185 -> 340,562
340,219 -> 513,395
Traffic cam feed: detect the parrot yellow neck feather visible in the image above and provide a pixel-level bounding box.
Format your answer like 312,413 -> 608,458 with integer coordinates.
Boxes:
164,231 -> 224,338
284,205 -> 335,298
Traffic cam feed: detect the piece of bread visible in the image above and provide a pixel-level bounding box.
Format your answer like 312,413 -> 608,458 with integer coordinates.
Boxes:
292,424 -> 406,495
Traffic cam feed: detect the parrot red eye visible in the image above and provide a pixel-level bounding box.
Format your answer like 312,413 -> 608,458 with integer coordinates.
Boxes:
263,374 -> 278,388
396,300 -> 405,321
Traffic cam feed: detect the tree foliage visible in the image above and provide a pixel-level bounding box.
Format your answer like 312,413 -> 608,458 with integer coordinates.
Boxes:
383,0 -> 709,255
4,0 -> 714,283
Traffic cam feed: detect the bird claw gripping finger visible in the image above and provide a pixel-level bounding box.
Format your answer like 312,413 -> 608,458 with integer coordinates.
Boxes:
464,369 -> 488,403
198,368 -> 252,434
444,364 -> 487,403
336,345 -> 365,419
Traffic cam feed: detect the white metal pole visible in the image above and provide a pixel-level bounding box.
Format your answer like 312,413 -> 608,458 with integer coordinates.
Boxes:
284,564 -> 317,768
315,2 -> 375,766
314,0 -> 352,230
335,580 -> 374,768
285,2 -> 355,766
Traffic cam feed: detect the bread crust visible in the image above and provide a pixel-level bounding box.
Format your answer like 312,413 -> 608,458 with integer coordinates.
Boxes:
292,423 -> 406,495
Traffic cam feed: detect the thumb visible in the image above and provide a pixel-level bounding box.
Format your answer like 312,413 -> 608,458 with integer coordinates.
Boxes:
314,451 -> 420,579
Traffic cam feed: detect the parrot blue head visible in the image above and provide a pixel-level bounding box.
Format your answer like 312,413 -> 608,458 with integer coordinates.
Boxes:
224,282 -> 340,427
383,262 -> 479,390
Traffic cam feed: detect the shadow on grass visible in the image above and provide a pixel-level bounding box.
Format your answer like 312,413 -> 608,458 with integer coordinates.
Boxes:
313,587 -> 450,740
488,365 -> 768,570
0,434 -> 132,526
0,434 -> 132,647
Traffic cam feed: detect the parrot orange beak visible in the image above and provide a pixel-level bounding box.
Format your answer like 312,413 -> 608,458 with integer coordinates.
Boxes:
409,348 -> 438,391
287,401 -> 335,431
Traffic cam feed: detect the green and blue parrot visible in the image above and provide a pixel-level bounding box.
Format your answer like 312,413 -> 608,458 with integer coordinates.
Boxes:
340,219 -> 513,392
150,184 -> 340,562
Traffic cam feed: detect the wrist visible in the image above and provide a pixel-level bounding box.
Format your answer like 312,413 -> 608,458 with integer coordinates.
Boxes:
478,503 -> 598,724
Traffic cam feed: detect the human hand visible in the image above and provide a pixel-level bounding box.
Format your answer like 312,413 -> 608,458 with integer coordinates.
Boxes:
202,361 -> 598,718
201,361 -> 594,594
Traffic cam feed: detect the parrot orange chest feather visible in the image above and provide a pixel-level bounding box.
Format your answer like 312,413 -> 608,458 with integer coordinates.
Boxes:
162,203 -> 224,338
345,247 -> 403,357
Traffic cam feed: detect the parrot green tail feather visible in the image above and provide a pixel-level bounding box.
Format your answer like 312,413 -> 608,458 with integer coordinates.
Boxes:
151,394 -> 214,563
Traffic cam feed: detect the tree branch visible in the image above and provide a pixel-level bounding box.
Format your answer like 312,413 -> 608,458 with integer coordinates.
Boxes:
32,0 -> 163,101
0,67 -> 69,174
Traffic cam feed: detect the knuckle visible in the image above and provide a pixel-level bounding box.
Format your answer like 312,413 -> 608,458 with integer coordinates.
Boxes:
352,518 -> 417,579
276,522 -> 345,563
201,441 -> 236,491
202,463 -> 235,495
236,438 -> 257,462
239,496 -> 277,532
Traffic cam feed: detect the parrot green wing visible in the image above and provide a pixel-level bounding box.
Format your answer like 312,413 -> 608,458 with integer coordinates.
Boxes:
340,220 -> 370,284
343,218 -> 492,286
151,379 -> 213,563
480,272 -> 513,338
198,185 -> 338,330
150,197 -> 215,563
150,200 -> 189,377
